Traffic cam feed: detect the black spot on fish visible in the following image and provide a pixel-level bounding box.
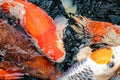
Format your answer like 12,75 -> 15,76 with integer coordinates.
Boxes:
90,43 -> 109,52
108,62 -> 114,68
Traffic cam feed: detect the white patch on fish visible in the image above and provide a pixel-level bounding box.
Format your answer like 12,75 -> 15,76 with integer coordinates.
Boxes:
102,29 -> 120,46
54,15 -> 68,39
74,46 -> 92,61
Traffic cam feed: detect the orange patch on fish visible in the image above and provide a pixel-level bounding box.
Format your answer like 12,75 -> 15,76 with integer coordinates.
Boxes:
1,2 -> 10,13
86,20 -> 120,42
90,47 -> 113,64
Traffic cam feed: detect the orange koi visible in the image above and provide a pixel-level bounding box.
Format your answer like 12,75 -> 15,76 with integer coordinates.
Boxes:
0,19 -> 61,80
0,0 -> 65,62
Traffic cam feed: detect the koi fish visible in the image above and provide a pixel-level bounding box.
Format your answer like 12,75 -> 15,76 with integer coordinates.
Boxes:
0,19 -> 61,80
0,0 -> 65,62
69,15 -> 120,80
71,15 -> 120,46
58,45 -> 120,80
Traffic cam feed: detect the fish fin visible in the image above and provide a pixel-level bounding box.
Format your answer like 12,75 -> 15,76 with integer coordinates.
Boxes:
0,69 -> 23,80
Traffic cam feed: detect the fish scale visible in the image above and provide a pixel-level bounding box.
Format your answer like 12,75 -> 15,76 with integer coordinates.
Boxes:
58,58 -> 94,80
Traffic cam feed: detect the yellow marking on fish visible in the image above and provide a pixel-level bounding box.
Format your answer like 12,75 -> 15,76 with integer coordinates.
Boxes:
90,47 -> 112,64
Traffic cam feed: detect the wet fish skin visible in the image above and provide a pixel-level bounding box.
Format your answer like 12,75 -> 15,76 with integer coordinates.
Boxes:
0,19 -> 61,80
58,46 -> 120,80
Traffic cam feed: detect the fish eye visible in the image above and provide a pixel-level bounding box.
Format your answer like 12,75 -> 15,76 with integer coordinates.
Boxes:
107,62 -> 114,68
112,55 -> 115,59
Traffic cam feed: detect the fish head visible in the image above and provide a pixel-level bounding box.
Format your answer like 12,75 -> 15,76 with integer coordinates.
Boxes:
89,46 -> 120,77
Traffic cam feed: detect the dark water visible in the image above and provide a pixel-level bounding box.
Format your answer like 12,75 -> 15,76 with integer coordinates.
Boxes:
28,0 -> 120,25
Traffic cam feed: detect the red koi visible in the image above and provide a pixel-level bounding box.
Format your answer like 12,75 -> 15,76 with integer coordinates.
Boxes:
0,19 -> 61,80
0,0 -> 65,62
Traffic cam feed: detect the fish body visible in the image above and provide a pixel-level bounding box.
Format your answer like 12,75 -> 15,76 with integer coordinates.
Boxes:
58,46 -> 120,80
0,0 -> 65,62
71,15 -> 120,46
0,19 -> 61,80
